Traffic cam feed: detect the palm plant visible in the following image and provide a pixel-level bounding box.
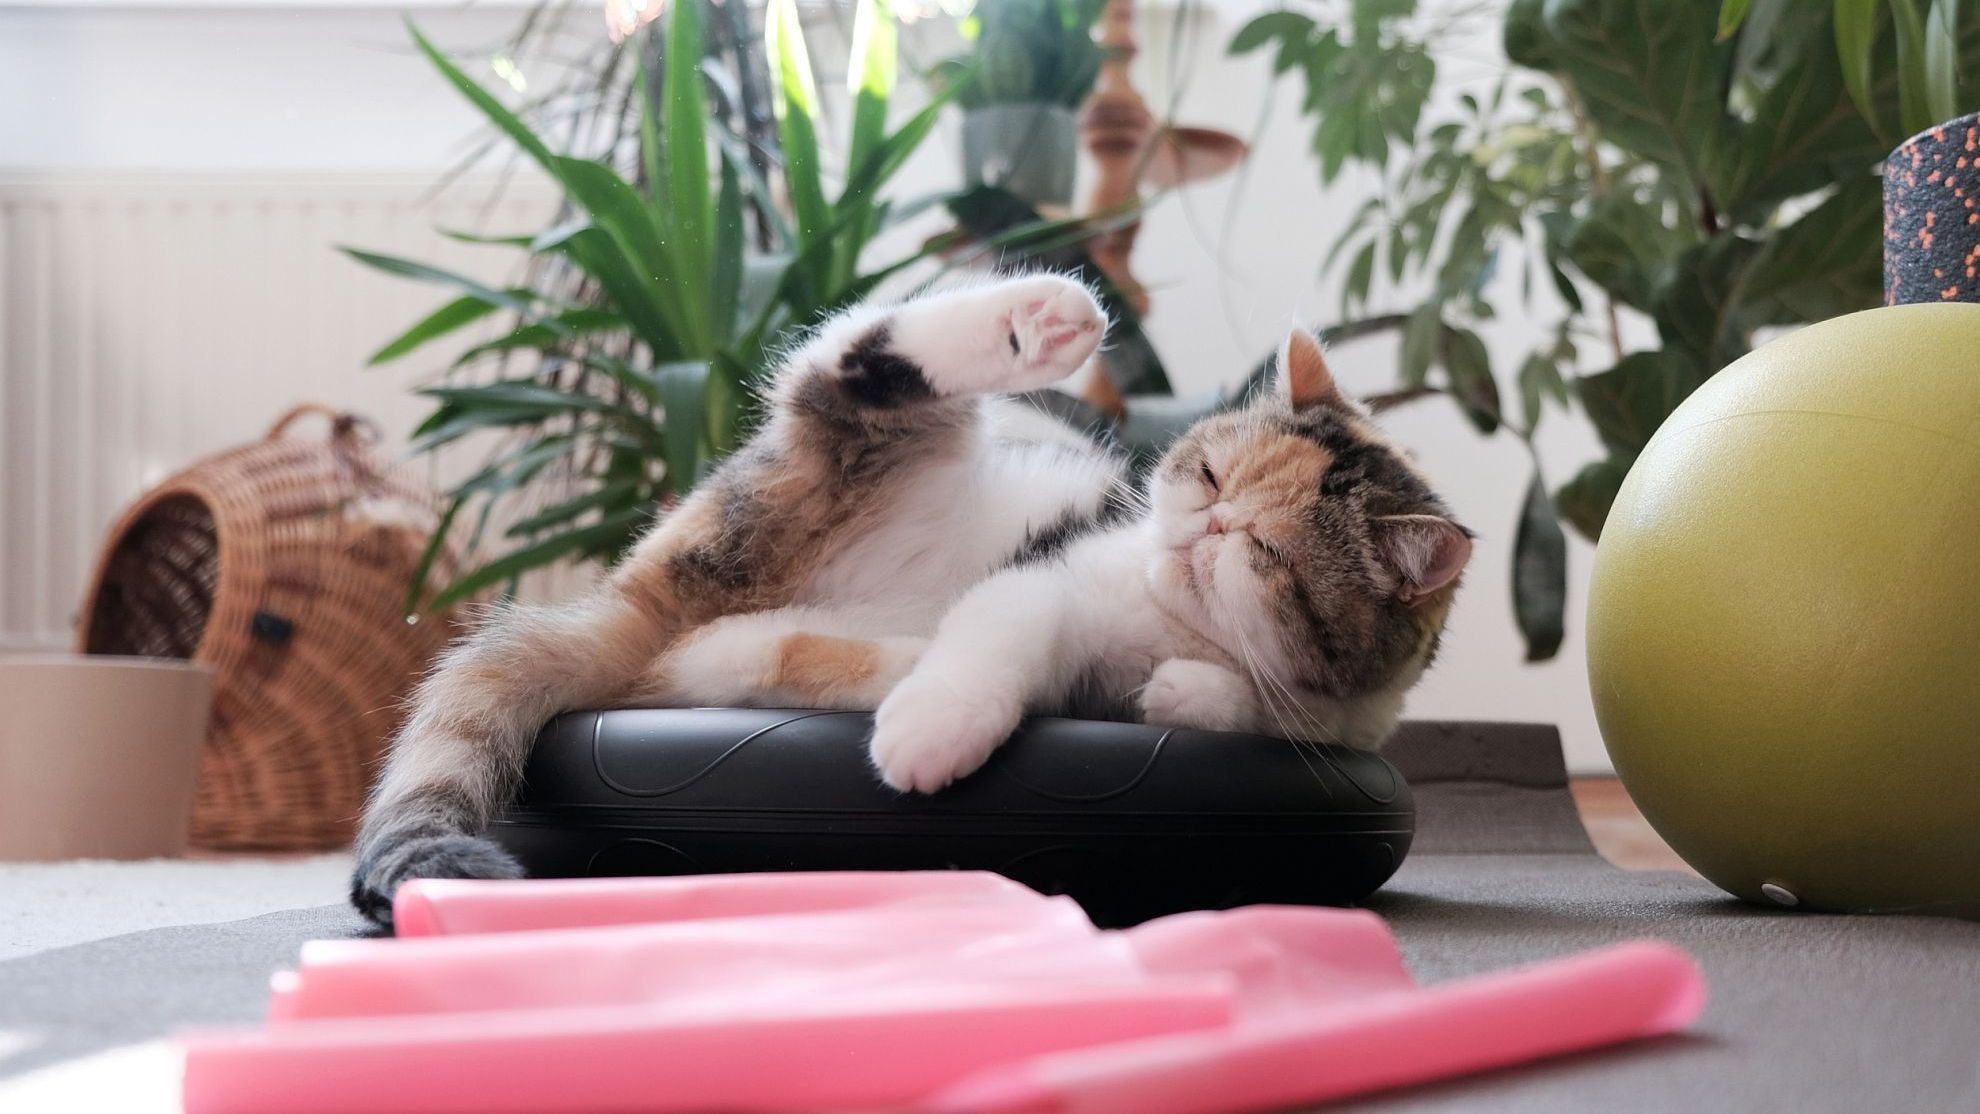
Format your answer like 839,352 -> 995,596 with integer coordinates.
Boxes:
351,0 -> 949,610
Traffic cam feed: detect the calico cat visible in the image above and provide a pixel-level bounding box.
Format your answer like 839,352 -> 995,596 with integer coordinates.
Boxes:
351,274 -> 1468,924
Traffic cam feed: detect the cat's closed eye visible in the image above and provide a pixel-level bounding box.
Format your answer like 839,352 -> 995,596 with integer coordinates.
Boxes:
1199,460 -> 1219,492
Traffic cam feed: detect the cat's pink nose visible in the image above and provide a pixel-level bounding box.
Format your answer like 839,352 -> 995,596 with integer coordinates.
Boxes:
1205,514 -> 1226,535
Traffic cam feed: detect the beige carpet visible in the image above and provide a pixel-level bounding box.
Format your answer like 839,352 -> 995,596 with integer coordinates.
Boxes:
0,855 -> 350,961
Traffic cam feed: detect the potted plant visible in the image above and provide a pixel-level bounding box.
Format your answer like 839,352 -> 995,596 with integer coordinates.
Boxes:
350,0 -> 956,608
939,0 -> 1109,209
1231,0 -> 1980,659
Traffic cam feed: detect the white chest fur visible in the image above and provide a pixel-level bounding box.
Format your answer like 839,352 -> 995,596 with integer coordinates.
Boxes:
794,401 -> 1125,633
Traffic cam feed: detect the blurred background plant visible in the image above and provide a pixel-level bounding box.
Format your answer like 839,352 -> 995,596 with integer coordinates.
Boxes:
1233,0 -> 1980,660
357,0 -> 1965,669
936,0 -> 1108,207
353,0 -> 953,611
935,0 -> 1109,108
353,0 -> 1175,613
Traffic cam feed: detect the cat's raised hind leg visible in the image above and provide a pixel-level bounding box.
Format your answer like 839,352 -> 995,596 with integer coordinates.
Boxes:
353,276 -> 1098,926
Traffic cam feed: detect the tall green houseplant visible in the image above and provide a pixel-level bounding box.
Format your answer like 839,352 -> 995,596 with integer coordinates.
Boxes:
351,0 -> 948,610
1235,0 -> 1980,660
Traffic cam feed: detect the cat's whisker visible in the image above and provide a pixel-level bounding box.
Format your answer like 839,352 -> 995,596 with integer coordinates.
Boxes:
1227,619 -> 1353,787
1227,623 -> 1332,790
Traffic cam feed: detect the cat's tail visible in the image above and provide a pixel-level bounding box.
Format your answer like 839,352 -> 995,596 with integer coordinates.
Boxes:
348,583 -> 679,925
348,486 -> 738,926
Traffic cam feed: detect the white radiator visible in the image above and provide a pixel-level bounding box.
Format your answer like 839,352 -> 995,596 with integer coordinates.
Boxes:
0,173 -> 559,650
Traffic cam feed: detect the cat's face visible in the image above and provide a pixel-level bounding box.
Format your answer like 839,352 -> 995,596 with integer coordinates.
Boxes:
1148,330 -> 1471,705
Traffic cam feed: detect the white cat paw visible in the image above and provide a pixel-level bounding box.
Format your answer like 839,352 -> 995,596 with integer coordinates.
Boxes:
868,673 -> 1022,793
1139,659 -> 1255,733
1001,276 -> 1106,388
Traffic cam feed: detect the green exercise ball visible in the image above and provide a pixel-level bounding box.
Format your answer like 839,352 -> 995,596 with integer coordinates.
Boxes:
1588,302 -> 1980,917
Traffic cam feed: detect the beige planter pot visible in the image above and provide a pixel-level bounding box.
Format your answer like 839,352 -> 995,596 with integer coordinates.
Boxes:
0,655 -> 212,860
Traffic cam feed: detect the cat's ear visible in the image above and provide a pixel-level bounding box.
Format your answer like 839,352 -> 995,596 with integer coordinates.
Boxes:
1277,328 -> 1342,410
1375,515 -> 1472,605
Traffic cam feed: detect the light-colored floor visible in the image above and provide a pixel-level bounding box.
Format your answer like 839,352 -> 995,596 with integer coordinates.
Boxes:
0,780 -> 1687,964
0,779 -> 1696,1114
0,854 -> 352,961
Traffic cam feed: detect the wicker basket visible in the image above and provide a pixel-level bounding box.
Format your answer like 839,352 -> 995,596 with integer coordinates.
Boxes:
77,404 -> 464,850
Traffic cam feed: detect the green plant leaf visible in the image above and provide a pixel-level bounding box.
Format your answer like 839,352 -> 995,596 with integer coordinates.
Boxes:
404,22 -> 691,354
341,249 -> 540,320
1889,0 -> 1936,135
1652,237 -> 1763,370
437,228 -> 536,248
418,380 -> 617,414
639,56 -> 666,226
404,494 -> 465,614
548,155 -> 693,350
1517,353 -> 1562,432
453,307 -> 629,365
1230,11 -> 1316,56
654,360 -> 711,496
431,505 -> 651,610
768,0 -> 833,305
529,217 -> 594,255
1924,0 -> 1962,125
846,0 -> 897,188
543,225 -> 677,357
1546,259 -> 1585,312
1741,176 -> 1884,322
1718,4 -> 1884,213
1575,349 -> 1702,457
1529,0 -> 1733,195
506,481 -> 643,538
1503,0 -> 1555,68
1554,455 -> 1634,542
1717,0 -> 1755,38
1400,304 -> 1441,389
406,20 -> 555,168
1834,0 -> 1881,130
1513,469 -> 1568,661
1344,240 -> 1378,313
663,0 -> 714,332
841,73 -> 964,216
409,408 -> 553,454
836,0 -> 905,289
1440,326 -> 1501,434
366,292 -> 522,365
1557,191 -> 1682,312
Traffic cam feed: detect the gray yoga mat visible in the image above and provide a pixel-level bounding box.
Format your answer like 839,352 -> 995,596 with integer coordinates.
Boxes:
2,721 -> 1975,1110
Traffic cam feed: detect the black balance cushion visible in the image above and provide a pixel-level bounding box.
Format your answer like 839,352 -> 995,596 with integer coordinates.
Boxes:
490,708 -> 1413,926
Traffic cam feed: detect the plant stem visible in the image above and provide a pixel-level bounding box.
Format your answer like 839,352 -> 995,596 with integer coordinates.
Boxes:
1696,185 -> 1721,236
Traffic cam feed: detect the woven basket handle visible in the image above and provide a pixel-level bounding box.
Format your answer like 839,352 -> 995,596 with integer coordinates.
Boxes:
265,402 -> 381,446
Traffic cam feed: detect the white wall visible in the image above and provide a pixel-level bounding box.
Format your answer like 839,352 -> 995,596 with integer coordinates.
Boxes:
0,1 -> 1616,769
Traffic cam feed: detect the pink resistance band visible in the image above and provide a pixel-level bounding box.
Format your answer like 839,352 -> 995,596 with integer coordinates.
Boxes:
180,872 -> 1705,1114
